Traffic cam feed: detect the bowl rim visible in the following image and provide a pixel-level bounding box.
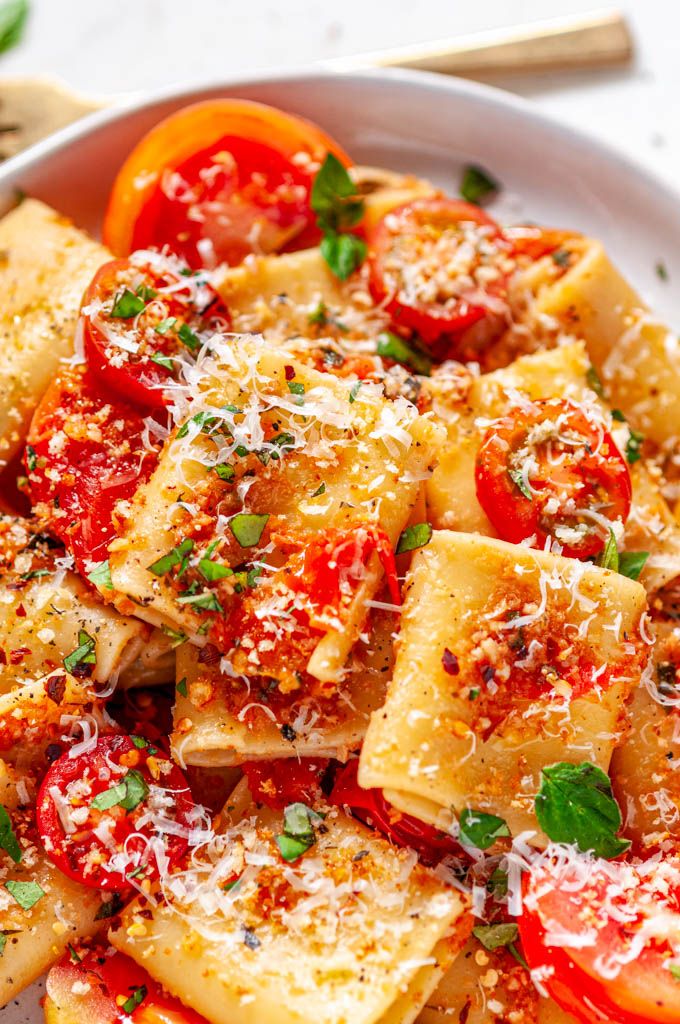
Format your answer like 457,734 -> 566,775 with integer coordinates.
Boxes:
1,64 -> 678,212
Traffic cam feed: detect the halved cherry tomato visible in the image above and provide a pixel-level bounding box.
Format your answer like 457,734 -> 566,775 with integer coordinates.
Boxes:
330,760 -> 462,864
475,398 -> 631,559
367,197 -> 513,350
241,757 -> 330,810
37,734 -> 195,892
46,944 -> 208,1024
26,365 -> 162,572
103,99 -> 352,268
520,853 -> 680,1024
82,252 -> 230,409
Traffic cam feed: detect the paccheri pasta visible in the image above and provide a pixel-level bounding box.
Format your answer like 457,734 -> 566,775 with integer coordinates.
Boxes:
0,98 -> 678,1024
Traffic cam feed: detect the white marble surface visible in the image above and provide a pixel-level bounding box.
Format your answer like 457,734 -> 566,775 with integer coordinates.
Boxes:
0,0 -> 678,191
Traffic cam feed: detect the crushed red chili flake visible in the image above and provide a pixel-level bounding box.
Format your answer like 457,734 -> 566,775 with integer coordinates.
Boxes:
442,648 -> 460,675
15,603 -> 27,617
9,647 -> 30,665
284,364 -> 296,381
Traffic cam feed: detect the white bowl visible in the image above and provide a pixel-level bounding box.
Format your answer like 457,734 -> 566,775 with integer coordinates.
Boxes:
3,66 -> 679,1023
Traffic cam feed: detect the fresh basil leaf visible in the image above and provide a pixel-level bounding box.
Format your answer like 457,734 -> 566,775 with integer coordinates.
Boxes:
586,366 -> 605,398
618,550 -> 649,581
122,985 -> 147,1014
311,482 -> 326,497
376,331 -> 432,376
508,468 -> 532,501
149,351 -> 175,371
154,316 -> 177,336
90,780 -> 127,811
320,231 -> 366,281
176,590 -> 223,612
397,522 -> 432,555
111,288 -> 145,319
308,300 -> 328,326
229,513 -> 269,548
198,553 -> 232,582
459,810 -> 510,849
92,769 -> 149,813
176,677 -> 188,698
460,164 -> 499,206
596,529 -> 619,572
535,761 -> 630,859
19,568 -> 50,581
213,463 -> 235,482
94,893 -> 124,920
626,427 -> 644,464
349,381 -> 362,404
0,806 -> 21,863
147,538 -> 194,576
275,833 -> 311,862
25,443 -> 37,471
63,630 -> 96,674
311,153 -> 364,232
178,322 -> 200,352
472,922 -> 519,951
4,879 -> 44,910
161,623 -> 188,648
176,410 -> 221,439
0,0 -> 28,55
287,381 -> 305,397
283,802 -> 323,841
86,560 -> 113,591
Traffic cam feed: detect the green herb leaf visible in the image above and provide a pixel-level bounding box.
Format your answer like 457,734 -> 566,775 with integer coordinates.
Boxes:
283,802 -> 323,841
94,893 -> 124,920
287,381 -> 305,397
460,164 -> 499,206
19,568 -> 51,581
63,630 -> 96,674
4,879 -> 44,910
596,529 -> 619,572
147,538 -> 194,576
509,468 -> 532,501
472,922 -> 519,951
275,833 -> 311,862
213,463 -> 235,482
122,985 -> 148,1015
86,560 -> 113,591
618,550 -> 649,581
229,513 -> 269,548
178,322 -> 200,352
552,249 -> 571,268
626,427 -> 644,464
111,288 -> 146,319
308,301 -> 328,326
176,590 -> 224,612
311,153 -> 364,232
25,443 -> 37,471
154,316 -> 177,336
459,810 -> 510,849
349,381 -> 362,404
198,551 -> 232,582
311,482 -> 326,497
176,411 -> 221,439
535,761 -> 630,859
150,352 -> 175,372
656,261 -> 669,282
0,0 -> 28,55
320,231 -> 367,281
91,769 -> 149,813
160,623 -> 188,648
376,331 -> 432,376
586,366 -> 605,398
0,806 -> 21,863
177,677 -> 188,698
397,522 -> 432,555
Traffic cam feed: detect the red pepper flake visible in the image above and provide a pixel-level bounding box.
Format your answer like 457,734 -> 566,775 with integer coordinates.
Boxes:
442,648 -> 460,675
0,649 -> 6,666
15,603 -> 27,618
9,647 -> 30,665
284,365 -> 296,381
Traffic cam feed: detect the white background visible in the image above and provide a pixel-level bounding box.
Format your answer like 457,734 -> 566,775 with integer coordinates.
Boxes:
1,0 -> 679,190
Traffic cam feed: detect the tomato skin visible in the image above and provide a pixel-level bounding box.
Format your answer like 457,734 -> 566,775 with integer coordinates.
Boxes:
36,734 -> 195,892
103,99 -> 352,268
367,197 -> 512,350
26,364 -> 161,572
519,858 -> 680,1024
82,254 -> 230,410
241,758 -> 330,809
47,944 -> 208,1024
297,525 -> 401,616
475,398 -> 632,559
330,760 -> 461,864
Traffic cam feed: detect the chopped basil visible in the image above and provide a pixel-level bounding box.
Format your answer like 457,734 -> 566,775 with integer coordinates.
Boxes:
535,761 -> 630,859
161,623 -> 188,648
176,410 -> 221,439
0,806 -> 21,864
122,985 -> 148,1015
213,463 -> 235,482
147,538 -> 194,576
669,963 -> 680,981
656,261 -> 669,282
177,677 -> 188,698
311,153 -> 366,280
4,879 -> 44,910
25,444 -> 37,471
275,833 -> 312,862
86,559 -> 113,591
19,568 -> 51,581
149,352 -> 175,371
611,408 -> 626,422
130,736 -> 157,754
311,482 -> 326,497
349,381 -> 362,404
308,300 -> 329,326
508,468 -> 532,501
68,942 -> 81,963
178,322 -> 200,352
154,316 -> 177,336
459,809 -> 510,850
487,867 -> 508,899
472,922 -> 519,951
198,547 -> 232,582
618,550 -> 649,581
63,630 -> 96,675
626,427 -> 644,464
0,933 -> 8,956
586,365 -> 605,397
460,164 -> 499,206
229,513 -> 269,548
276,802 -> 323,862
111,288 -> 146,319
376,331 -> 432,376
596,529 -> 619,572
287,381 -> 305,396
397,522 -> 432,554
91,769 -> 149,813
320,231 -> 367,281
0,0 -> 28,55
94,892 -> 124,920
176,590 -> 223,612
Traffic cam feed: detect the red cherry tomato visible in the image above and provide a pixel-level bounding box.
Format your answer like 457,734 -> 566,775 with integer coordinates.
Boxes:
37,734 -> 195,892
103,99 -> 352,268
82,252 -> 230,409
367,197 -> 512,350
475,398 -> 632,559
519,853 -> 680,1024
241,757 -> 330,810
25,365 -> 161,572
330,760 -> 462,864
47,944 -> 207,1024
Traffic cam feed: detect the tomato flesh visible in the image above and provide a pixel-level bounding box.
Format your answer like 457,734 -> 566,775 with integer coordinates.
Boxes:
82,253 -> 230,409
104,99 -> 352,268
37,734 -> 195,892
241,757 -> 330,809
330,760 -> 462,864
25,365 -> 161,572
367,197 -> 512,351
475,397 -> 632,559
520,855 -> 680,1024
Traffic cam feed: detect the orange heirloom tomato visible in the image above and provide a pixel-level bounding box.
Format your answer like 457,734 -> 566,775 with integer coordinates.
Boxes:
520,853 -> 680,1024
103,99 -> 352,269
